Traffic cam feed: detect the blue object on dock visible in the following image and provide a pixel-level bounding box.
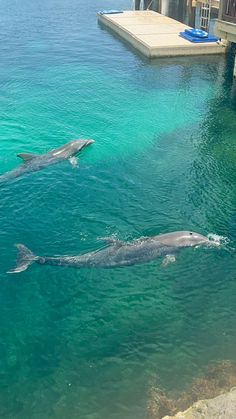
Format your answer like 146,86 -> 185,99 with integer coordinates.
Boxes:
99,10 -> 124,15
184,28 -> 208,38
179,31 -> 219,43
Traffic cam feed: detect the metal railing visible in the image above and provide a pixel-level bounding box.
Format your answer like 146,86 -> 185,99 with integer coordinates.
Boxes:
222,0 -> 236,23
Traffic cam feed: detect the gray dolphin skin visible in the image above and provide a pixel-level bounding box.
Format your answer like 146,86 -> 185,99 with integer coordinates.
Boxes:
8,231 -> 218,273
0,139 -> 94,184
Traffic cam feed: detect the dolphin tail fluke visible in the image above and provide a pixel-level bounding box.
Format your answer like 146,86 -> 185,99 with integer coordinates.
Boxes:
8,244 -> 38,274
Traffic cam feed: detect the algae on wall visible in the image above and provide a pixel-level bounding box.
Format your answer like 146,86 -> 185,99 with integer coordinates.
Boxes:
147,361 -> 236,418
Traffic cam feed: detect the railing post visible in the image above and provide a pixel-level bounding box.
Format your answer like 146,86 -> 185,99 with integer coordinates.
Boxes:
218,0 -> 224,19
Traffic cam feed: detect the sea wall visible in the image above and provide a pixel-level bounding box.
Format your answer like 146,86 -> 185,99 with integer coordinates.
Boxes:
163,388 -> 236,418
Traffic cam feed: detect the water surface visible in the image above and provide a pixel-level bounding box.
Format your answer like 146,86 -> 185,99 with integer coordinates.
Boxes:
0,1 -> 236,418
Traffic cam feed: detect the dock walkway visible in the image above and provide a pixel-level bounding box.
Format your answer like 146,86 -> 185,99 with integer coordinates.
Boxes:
98,11 -> 226,58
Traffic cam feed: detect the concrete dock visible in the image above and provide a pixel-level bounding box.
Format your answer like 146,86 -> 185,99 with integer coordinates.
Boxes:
97,11 -> 226,58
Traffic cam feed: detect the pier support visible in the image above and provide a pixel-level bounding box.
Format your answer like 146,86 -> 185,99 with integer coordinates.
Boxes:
134,0 -> 160,11
234,54 -> 236,77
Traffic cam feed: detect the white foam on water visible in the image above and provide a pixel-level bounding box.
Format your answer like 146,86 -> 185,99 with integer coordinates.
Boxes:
207,233 -> 230,247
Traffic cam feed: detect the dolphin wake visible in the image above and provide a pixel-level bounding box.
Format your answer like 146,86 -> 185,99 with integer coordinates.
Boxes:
207,233 -> 230,247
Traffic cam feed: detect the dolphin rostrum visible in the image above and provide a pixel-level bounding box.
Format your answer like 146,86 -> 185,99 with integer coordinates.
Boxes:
8,231 -> 219,273
0,139 -> 94,184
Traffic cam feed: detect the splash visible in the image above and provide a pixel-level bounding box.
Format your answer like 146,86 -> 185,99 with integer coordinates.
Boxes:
207,233 -> 230,246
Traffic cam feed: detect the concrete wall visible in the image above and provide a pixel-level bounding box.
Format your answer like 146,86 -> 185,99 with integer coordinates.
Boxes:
215,20 -> 236,42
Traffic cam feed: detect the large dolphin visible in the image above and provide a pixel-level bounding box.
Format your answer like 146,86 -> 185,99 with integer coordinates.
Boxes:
0,139 -> 94,184
8,231 -> 219,273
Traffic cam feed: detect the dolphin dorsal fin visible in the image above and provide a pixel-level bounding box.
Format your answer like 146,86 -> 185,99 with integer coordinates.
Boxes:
17,153 -> 37,163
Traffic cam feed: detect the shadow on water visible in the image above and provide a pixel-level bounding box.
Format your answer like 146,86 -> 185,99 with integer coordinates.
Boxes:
188,46 -> 236,243
0,1 -> 236,419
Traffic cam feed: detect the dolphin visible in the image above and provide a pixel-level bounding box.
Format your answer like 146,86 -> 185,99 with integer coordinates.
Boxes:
8,231 -> 219,273
0,139 -> 94,184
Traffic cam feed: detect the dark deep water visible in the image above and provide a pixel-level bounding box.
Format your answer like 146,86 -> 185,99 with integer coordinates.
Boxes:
0,0 -> 236,417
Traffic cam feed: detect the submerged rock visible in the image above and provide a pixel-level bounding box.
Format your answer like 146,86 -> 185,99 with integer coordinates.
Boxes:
147,360 -> 236,418
162,387 -> 236,419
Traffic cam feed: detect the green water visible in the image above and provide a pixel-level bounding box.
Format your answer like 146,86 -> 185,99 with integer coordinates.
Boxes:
0,0 -> 236,417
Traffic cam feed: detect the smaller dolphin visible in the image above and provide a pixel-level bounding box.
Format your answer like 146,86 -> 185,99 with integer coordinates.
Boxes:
0,139 -> 94,184
8,231 -> 219,273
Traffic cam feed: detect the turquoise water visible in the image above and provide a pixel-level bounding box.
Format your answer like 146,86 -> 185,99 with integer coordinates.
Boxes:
0,0 -> 236,417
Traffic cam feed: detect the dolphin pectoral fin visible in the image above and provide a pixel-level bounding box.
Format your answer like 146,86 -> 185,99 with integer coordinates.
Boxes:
161,254 -> 176,267
98,237 -> 123,247
17,153 -> 37,162
69,156 -> 78,168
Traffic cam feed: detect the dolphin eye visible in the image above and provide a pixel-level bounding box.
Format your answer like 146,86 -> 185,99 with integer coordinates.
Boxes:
190,232 -> 193,235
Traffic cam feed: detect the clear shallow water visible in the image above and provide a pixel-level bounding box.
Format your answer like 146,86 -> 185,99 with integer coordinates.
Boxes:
0,0 -> 236,418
